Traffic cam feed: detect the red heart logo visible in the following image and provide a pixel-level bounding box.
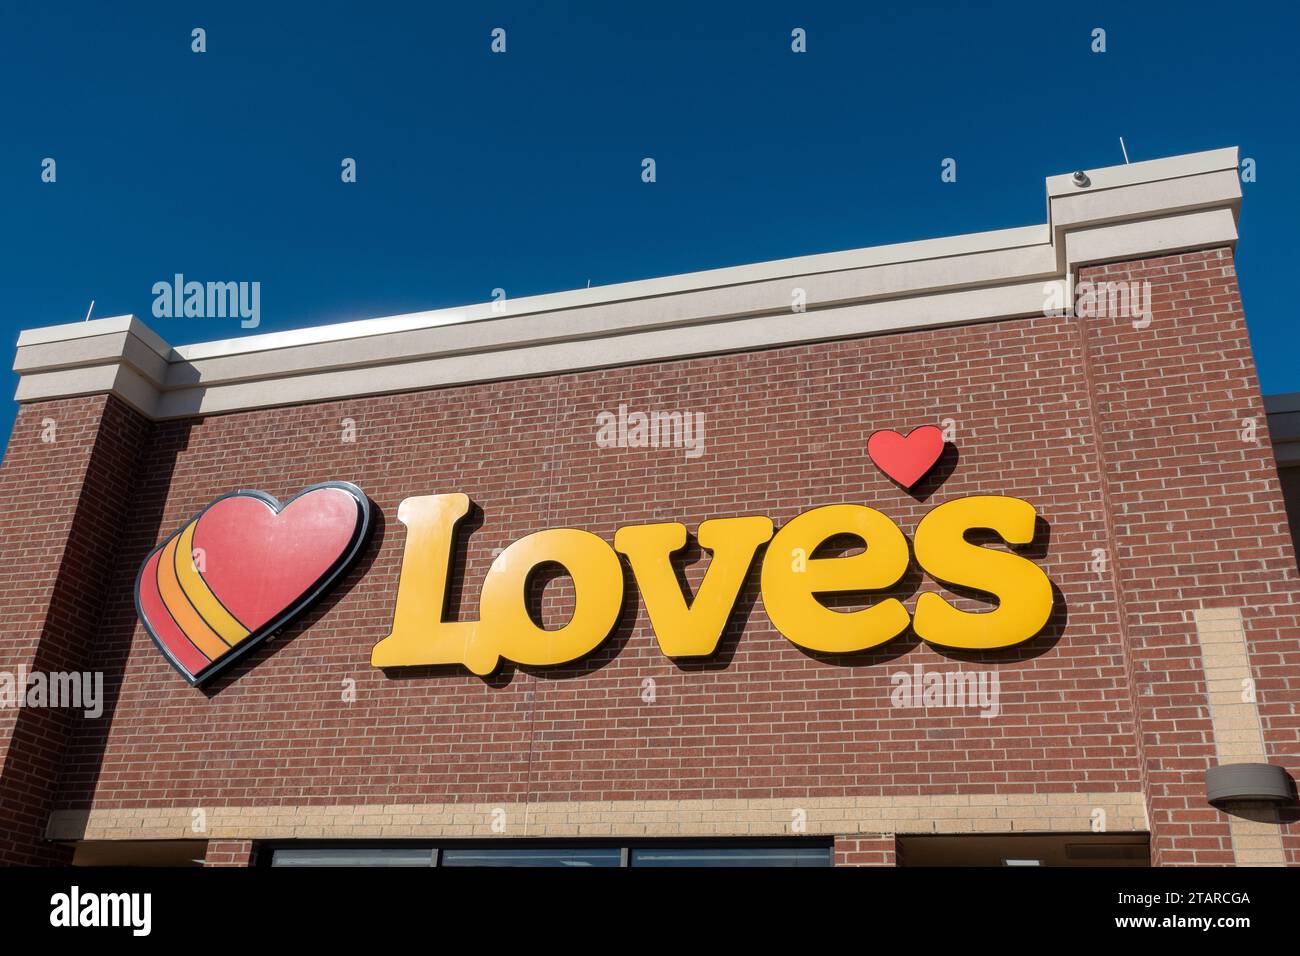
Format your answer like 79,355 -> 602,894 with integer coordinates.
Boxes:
135,482 -> 371,686
867,426 -> 946,488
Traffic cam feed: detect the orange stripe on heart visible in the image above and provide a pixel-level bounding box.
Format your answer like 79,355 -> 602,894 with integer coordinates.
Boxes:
135,483 -> 369,685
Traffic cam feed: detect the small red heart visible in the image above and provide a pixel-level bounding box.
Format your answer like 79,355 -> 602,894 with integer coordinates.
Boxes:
867,426 -> 946,488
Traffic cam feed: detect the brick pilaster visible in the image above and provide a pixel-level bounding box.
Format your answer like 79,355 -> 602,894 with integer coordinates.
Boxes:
1077,248 -> 1300,865
0,396 -> 150,864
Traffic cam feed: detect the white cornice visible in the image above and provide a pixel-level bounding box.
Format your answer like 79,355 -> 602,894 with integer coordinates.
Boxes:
12,147 -> 1243,421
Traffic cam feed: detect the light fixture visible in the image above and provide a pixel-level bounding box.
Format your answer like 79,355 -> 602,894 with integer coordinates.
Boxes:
1205,763 -> 1295,806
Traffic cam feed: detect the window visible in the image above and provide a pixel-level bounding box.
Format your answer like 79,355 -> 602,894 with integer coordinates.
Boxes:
630,846 -> 830,867
440,847 -> 621,867
271,847 -> 435,867
266,840 -> 831,867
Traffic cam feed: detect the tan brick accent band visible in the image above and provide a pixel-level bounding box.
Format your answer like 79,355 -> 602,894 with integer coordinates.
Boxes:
48,792 -> 1147,843
1193,606 -> 1287,866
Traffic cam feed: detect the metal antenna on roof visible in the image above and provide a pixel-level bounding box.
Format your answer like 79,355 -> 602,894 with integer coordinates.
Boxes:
83,299 -> 95,322
1119,137 -> 1130,164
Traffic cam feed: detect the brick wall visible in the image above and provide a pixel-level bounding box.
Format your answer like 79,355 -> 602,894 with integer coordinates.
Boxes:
835,835 -> 896,866
50,282 -> 1141,819
1076,249 -> 1300,865
0,396 -> 149,864
1,248 -> 1296,866
204,840 -> 255,867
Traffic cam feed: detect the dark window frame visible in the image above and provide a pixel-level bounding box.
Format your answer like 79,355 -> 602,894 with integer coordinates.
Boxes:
261,836 -> 834,868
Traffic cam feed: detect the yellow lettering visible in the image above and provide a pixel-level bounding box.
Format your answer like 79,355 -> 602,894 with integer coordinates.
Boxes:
371,494 -> 497,674
760,505 -> 910,653
374,494 -> 1057,673
912,495 -> 1053,649
483,528 -> 624,669
614,516 -> 773,657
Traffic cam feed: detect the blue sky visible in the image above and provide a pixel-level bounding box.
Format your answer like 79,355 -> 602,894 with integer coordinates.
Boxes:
2,2 -> 1297,450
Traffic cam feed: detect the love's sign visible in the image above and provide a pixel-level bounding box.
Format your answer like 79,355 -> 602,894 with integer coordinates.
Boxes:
372,493 -> 1054,676
137,484 -> 1055,684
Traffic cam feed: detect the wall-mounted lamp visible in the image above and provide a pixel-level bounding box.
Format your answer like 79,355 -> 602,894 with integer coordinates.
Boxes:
1205,763 -> 1295,806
